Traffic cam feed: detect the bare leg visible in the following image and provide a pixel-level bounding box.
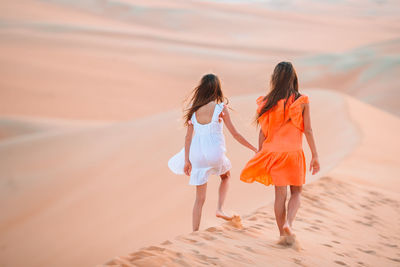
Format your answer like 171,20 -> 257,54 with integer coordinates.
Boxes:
286,185 -> 302,228
274,186 -> 287,236
193,183 -> 207,231
216,171 -> 232,220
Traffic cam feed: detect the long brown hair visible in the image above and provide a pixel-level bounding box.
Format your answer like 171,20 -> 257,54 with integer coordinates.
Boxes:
256,61 -> 301,124
184,74 -> 228,126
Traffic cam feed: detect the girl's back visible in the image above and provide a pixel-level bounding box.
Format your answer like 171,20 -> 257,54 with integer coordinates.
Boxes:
195,102 -> 217,125
190,102 -> 226,163
169,100 -> 230,186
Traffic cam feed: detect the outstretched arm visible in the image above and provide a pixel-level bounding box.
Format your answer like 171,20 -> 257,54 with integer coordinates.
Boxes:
221,106 -> 257,153
184,124 -> 194,176
303,103 -> 320,175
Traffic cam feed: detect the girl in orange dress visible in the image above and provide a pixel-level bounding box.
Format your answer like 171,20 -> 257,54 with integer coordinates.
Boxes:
240,62 -> 320,242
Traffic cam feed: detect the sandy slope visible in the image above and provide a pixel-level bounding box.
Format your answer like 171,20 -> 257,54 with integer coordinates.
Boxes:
297,39 -> 400,116
1,0 -> 399,119
104,92 -> 400,266
0,117 -> 110,141
0,89 -> 360,267
104,177 -> 400,267
1,0 -> 399,266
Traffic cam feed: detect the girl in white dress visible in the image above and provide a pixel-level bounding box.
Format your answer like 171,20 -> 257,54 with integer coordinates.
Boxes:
168,74 -> 257,231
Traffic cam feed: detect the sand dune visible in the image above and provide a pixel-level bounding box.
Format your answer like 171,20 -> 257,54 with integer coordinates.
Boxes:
0,117 -> 110,141
0,89 -> 360,266
1,0 -> 399,120
104,177 -> 400,267
1,89 -> 397,267
104,91 -> 400,266
1,0 -> 399,266
298,39 -> 400,116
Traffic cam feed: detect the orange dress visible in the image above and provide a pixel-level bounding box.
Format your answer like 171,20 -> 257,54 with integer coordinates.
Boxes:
240,94 -> 309,186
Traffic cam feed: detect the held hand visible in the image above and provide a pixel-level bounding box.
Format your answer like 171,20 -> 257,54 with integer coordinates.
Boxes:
184,160 -> 192,176
309,156 -> 320,175
251,146 -> 258,153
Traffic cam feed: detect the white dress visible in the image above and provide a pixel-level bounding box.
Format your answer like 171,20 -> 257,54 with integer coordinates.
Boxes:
168,103 -> 232,185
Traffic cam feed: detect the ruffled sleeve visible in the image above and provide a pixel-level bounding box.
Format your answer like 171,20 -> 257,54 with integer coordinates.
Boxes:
213,103 -> 225,122
256,96 -> 269,137
256,96 -> 266,113
288,95 -> 309,131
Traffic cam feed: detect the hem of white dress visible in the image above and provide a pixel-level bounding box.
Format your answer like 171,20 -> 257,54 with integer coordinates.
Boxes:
189,162 -> 232,186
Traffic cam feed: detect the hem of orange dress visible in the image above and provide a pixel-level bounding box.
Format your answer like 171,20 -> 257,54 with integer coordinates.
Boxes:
241,175 -> 306,187
275,182 -> 306,186
240,174 -> 274,187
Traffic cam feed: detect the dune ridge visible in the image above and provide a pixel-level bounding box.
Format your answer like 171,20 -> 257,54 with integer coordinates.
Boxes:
103,92 -> 400,266
1,0 -> 400,120
0,89 -> 362,267
297,38 -> 400,116
1,0 -> 399,266
104,176 -> 400,267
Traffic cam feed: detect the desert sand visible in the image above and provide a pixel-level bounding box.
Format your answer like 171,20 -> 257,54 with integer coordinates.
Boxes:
0,0 -> 399,267
104,93 -> 400,266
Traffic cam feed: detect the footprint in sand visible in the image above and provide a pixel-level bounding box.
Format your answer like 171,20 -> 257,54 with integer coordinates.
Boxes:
195,254 -> 219,262
243,227 -> 264,237
359,203 -> 371,210
334,260 -> 348,265
106,256 -> 133,266
205,227 -> 220,233
305,227 -> 316,232
387,257 -> 400,263
335,224 -> 348,230
357,248 -> 376,255
248,216 -> 258,221
381,242 -> 397,248
161,240 -> 172,245
293,258 -> 308,266
255,211 -> 269,216
264,219 -> 275,225
379,234 -> 389,240
235,245 -> 257,254
146,246 -> 165,252
177,237 -> 201,245
128,250 -> 155,261
217,250 -> 254,264
173,258 -> 192,267
199,233 -> 217,241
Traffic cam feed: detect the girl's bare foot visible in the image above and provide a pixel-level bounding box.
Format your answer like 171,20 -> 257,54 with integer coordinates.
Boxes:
282,221 -> 296,245
282,221 -> 293,236
277,236 -> 287,245
285,234 -> 296,246
277,234 -> 297,246
216,210 -> 233,221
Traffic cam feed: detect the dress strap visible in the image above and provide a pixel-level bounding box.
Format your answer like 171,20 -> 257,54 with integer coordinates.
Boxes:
212,103 -> 224,122
191,112 -> 198,125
